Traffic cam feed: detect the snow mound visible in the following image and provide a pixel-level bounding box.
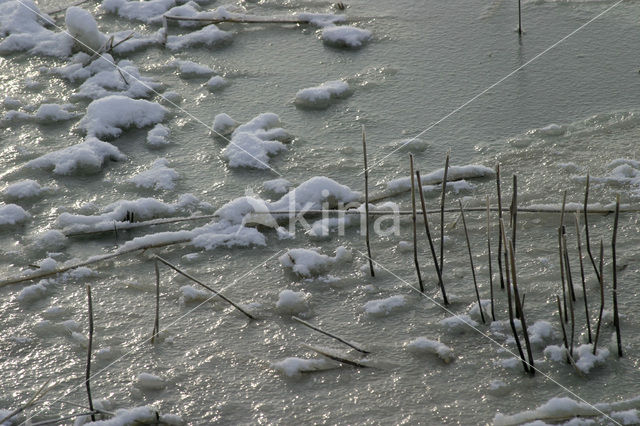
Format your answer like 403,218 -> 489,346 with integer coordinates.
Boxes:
3,179 -> 50,200
136,372 -> 165,390
73,60 -> 161,101
363,295 -> 406,317
272,357 -> 335,377
166,24 -> 233,50
263,178 -> 292,195
171,59 -> 214,77
129,158 -> 178,190
206,75 -> 228,90
574,344 -> 609,374
494,397 -> 600,426
212,113 -> 238,135
221,113 -> 289,169
527,320 -> 555,346
25,137 -> 125,175
295,80 -> 350,109
88,406 -> 183,425
276,289 -> 310,314
32,229 -> 68,251
17,282 -> 48,304
34,103 -> 77,122
385,164 -> 494,193
65,7 -> 106,53
102,0 -> 176,22
406,337 -> 454,363
180,285 -> 209,303
322,25 -> 371,48
440,315 -> 478,334
279,246 -> 351,277
0,204 -> 30,225
147,123 -> 171,147
78,95 -> 168,138
190,221 -> 266,250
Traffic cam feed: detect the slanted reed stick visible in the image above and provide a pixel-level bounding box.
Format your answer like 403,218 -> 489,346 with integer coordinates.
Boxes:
612,195 -> 622,357
410,155 -> 424,293
439,152 -> 450,276
496,164 -> 505,290
584,174 -> 601,282
593,240 -> 605,355
292,316 -> 370,354
556,295 -> 570,364
152,259 -> 160,343
510,175 -> 518,251
362,126 -> 375,277
416,171 -> 448,304
86,285 -> 95,422
574,213 -> 591,343
459,200 -> 484,324
487,196 -> 495,321
559,191 -> 568,322
509,240 -> 534,375
562,232 -> 576,302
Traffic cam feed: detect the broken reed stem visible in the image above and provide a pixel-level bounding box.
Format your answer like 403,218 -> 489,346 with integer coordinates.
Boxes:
567,267 -> 575,359
86,285 -> 95,422
496,164 -> 505,290
562,232 -> 576,302
584,174 -> 601,283
303,344 -> 370,369
500,219 -> 528,374
593,240 -> 604,355
612,194 -> 622,357
292,316 -> 370,354
151,259 -> 160,343
439,152 -> 450,276
416,171 -> 448,304
410,155 -> 424,293
487,196 -> 496,321
556,295 -> 570,364
459,200 -> 485,324
161,16 -> 168,46
362,126 -> 375,277
510,175 -> 518,251
153,255 -> 255,320
574,213 -> 592,343
163,14 -> 317,24
559,191 -> 568,323
508,240 -> 535,375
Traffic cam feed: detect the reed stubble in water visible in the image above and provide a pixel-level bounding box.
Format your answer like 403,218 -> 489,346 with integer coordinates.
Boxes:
593,240 -> 605,355
439,153 -> 449,277
574,214 -> 592,343
362,126 -> 374,277
409,155 -> 424,293
612,195 -> 622,357
487,196 -> 495,321
152,259 -> 160,343
86,285 -> 95,422
496,164 -> 505,290
508,240 -> 534,375
459,200 -> 485,324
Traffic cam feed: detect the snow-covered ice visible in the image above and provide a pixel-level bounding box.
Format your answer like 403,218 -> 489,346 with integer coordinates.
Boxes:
363,295 -> 406,317
3,179 -> 50,200
26,137 -> 125,175
272,357 -> 335,377
276,289 -> 310,314
129,158 -> 179,190
147,123 -> 171,147
279,246 -> 351,277
136,372 -> 166,390
295,80 -> 350,109
0,204 -> 30,225
322,25 -> 371,48
406,337 -> 454,363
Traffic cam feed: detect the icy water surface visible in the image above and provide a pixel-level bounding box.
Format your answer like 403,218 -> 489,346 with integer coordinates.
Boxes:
2,0 -> 640,423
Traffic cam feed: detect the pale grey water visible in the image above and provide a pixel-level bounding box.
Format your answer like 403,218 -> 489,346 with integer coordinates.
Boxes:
2,0 -> 640,423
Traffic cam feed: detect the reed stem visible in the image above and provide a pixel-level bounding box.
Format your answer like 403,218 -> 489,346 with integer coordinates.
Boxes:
459,200 -> 484,323
152,259 -> 160,343
487,196 -> 495,321
362,126 -> 375,277
410,155 -> 424,293
612,195 -> 622,357
593,240 -> 605,355
439,152 -> 450,276
292,316 -> 370,354
509,240 -> 534,375
496,164 -> 505,290
584,174 -> 601,283
574,213 -> 592,343
86,285 -> 95,422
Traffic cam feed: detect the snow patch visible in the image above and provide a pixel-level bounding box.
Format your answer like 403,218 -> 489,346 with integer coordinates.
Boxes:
363,295 -> 406,317
406,337 -> 454,363
295,80 -> 350,109
129,158 -> 179,190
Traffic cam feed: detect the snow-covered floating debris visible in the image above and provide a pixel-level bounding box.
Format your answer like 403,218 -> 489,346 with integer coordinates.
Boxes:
78,95 -> 168,138
73,60 -> 162,101
206,75 -> 228,91
166,24 -> 233,50
65,6 -> 106,53
170,59 -> 214,78
279,246 -> 351,277
147,123 -> 171,147
212,113 -> 238,136
0,0 -> 73,58
321,25 -> 371,48
30,229 -> 68,250
0,204 -> 30,226
363,295 -> 407,317
272,356 -> 337,377
85,405 -> 183,425
180,285 -> 209,304
136,372 -> 166,390
575,158 -> 640,198
294,80 -> 350,109
129,158 -> 179,190
263,178 -> 292,195
33,103 -> 77,122
527,320 -> 555,347
385,164 -> 495,194
276,289 -> 310,314
102,0 -> 176,23
221,113 -> 290,169
544,343 -> 609,374
25,137 -> 125,175
440,314 -> 478,334
3,179 -> 51,200
406,337 -> 454,363
467,300 -> 492,324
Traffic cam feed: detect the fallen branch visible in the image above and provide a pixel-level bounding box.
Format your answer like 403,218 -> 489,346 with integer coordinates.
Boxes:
292,316 -> 370,354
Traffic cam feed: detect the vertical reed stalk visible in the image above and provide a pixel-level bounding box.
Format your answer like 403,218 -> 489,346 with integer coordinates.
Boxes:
416,171 -> 448,304
574,213 -> 592,343
509,240 -> 534,375
583,174 -> 601,282
500,220 -> 528,374
410,155 -> 424,293
612,194 -> 622,357
559,191 -> 568,322
362,125 -> 375,277
152,259 -> 160,343
510,175 -> 517,251
556,295 -> 570,364
567,267 -> 575,359
487,196 -> 495,321
518,0 -> 522,35
439,152 -> 450,275
562,232 -> 576,302
86,285 -> 95,422
496,164 -> 505,290
459,200 -> 485,324
593,240 -> 604,355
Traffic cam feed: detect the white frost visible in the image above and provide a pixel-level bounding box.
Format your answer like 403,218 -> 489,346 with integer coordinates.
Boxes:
440,315 -> 478,334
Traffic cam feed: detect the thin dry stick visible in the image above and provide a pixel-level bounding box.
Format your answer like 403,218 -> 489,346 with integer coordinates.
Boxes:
410,155 -> 424,293
496,164 -> 505,290
584,174 -> 601,282
510,175 -> 518,251
362,126 -> 375,277
154,255 -> 255,320
509,239 -> 535,375
303,344 -> 370,369
439,152 -> 450,275
163,14 -> 317,25
151,259 -> 160,343
559,191 -> 568,322
575,213 -> 592,343
487,196 -> 496,321
563,232 -> 576,303
459,200 -> 485,324
292,316 -> 370,354
86,285 -> 95,422
416,171 -> 448,304
556,295 -> 570,363
500,219 -> 528,374
593,240 -> 605,355
612,194 -> 622,357
566,263 -> 575,359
